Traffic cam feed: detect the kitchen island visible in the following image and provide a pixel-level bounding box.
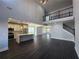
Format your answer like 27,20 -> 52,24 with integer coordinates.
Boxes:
16,34 -> 34,44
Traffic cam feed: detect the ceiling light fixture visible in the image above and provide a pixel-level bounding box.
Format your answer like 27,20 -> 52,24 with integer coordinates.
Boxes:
40,0 -> 48,5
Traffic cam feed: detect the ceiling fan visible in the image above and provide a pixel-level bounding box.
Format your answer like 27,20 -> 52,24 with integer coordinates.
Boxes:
40,0 -> 48,5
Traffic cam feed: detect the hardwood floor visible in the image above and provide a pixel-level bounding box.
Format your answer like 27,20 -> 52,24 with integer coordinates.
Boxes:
0,36 -> 78,59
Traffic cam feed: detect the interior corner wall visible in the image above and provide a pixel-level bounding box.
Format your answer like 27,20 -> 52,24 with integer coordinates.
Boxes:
73,0 -> 79,57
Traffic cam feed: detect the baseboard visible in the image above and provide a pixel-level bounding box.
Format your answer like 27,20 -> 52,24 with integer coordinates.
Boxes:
51,37 -> 74,42
0,47 -> 8,52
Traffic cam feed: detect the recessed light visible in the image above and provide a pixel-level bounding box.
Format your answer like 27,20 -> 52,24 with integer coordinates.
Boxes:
40,0 -> 48,5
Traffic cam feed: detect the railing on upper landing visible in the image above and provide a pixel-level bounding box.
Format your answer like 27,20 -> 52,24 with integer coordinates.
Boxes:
43,6 -> 73,22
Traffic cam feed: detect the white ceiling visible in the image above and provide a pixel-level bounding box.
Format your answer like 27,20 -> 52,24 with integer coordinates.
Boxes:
35,0 -> 72,13
0,0 -> 45,24
0,0 -> 72,14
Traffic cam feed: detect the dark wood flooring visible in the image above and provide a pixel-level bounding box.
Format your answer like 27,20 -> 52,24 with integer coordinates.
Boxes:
0,36 -> 78,59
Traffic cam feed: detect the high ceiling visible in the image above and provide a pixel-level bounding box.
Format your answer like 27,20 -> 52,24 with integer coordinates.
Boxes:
0,0 -> 72,14
35,0 -> 72,13
0,0 -> 72,18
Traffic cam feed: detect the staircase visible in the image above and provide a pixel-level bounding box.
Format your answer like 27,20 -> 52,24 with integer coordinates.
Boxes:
43,6 -> 75,41
63,24 -> 75,35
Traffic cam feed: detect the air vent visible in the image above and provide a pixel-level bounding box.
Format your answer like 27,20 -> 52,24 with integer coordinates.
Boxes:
7,6 -> 12,10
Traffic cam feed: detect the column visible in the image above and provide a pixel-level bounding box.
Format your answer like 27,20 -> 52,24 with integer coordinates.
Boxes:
73,0 -> 79,57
